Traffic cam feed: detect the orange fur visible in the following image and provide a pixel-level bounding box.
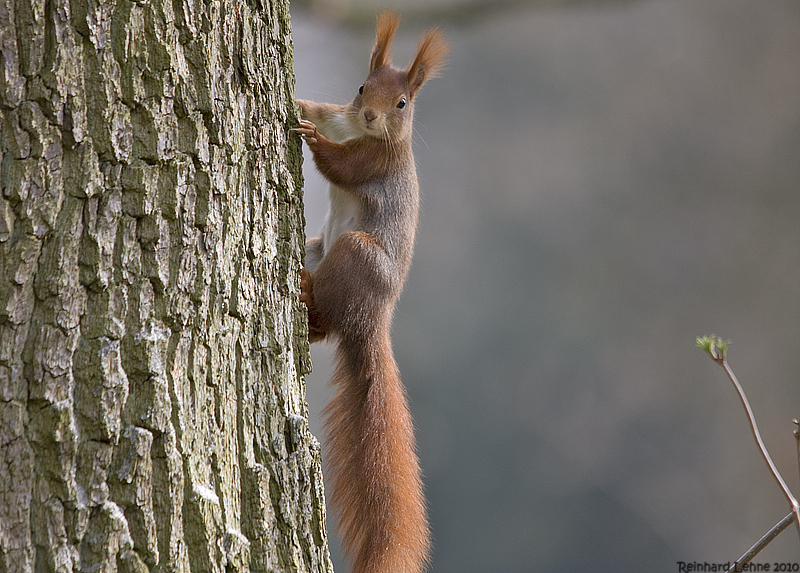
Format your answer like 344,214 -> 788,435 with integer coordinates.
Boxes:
407,28 -> 449,96
294,11 -> 449,573
370,12 -> 401,72
325,326 -> 429,573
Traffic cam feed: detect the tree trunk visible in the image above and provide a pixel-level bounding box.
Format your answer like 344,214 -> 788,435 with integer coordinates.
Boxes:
0,0 -> 331,571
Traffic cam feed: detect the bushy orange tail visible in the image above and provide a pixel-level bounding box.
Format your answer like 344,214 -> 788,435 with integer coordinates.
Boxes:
324,329 -> 430,573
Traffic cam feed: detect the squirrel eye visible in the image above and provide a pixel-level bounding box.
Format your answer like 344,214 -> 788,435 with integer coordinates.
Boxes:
397,97 -> 406,109
358,85 -> 364,95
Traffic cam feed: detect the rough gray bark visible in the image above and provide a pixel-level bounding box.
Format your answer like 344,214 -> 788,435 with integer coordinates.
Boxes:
0,0 -> 332,571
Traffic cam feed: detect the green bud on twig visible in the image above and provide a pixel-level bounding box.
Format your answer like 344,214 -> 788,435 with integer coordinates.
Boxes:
696,334 -> 730,361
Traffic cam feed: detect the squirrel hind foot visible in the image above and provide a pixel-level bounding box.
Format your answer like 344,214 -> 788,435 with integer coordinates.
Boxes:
299,268 -> 313,305
299,268 -> 329,343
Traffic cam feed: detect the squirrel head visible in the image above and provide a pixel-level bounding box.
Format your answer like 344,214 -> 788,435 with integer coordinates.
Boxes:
351,11 -> 449,141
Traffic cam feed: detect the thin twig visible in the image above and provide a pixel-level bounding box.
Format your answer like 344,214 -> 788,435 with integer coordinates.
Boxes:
697,335 -> 800,550
794,419 -> 800,493
716,358 -> 800,540
725,511 -> 796,573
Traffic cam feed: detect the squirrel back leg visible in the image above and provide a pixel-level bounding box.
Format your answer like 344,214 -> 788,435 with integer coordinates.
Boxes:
300,230 -> 390,344
305,230 -> 395,341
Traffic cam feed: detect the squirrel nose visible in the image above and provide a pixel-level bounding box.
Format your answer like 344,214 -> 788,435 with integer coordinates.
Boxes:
363,109 -> 377,123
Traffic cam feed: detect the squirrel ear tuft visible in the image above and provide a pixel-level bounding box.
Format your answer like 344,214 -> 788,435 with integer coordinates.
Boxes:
370,11 -> 400,72
406,27 -> 449,98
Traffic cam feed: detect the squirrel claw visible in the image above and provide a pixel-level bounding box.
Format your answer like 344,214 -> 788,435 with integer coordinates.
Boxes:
292,120 -> 319,145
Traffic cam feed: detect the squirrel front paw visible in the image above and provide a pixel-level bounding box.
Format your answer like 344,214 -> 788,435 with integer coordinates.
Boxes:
292,120 -> 320,145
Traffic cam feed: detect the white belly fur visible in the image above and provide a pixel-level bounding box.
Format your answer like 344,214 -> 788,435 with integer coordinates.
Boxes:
322,184 -> 360,252
317,112 -> 363,256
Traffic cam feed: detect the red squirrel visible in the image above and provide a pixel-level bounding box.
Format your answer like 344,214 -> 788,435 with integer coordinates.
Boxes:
292,11 -> 448,573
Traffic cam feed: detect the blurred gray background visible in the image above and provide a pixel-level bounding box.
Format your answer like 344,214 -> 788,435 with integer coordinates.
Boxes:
290,0 -> 800,571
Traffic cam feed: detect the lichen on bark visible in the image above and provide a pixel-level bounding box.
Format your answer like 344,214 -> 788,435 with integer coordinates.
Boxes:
0,0 -> 330,571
